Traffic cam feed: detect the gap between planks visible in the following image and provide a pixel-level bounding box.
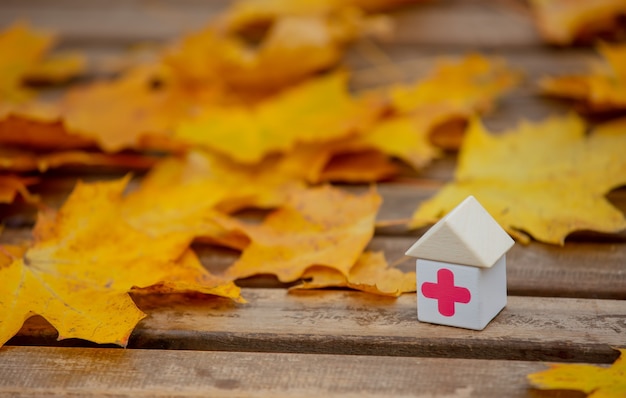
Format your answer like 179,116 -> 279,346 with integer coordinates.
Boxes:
0,346 -> 570,398
9,289 -> 625,364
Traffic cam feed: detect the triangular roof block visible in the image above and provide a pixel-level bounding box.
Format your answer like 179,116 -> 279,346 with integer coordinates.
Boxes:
405,196 -> 514,268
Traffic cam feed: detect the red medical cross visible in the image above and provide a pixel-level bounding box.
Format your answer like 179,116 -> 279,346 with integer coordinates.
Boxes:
421,268 -> 471,317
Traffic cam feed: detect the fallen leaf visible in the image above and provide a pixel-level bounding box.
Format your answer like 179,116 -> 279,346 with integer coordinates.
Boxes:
387,54 -> 519,151
293,251 -> 416,296
0,175 -> 39,204
174,73 -> 383,163
318,150 -> 399,182
225,185 -> 381,282
527,348 -> 626,397
167,10 -> 378,91
0,147 -> 157,172
540,42 -> 626,114
529,0 -> 626,45
124,148 -> 306,215
0,177 -> 242,347
0,22 -> 54,103
390,54 -> 520,115
353,113 -> 442,170
409,115 -> 626,244
23,52 -> 86,84
58,66 -> 192,152
0,112 -> 95,151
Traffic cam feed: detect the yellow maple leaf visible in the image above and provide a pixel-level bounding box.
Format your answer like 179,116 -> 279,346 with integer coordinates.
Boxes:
390,54 -> 520,115
174,73 -> 383,163
409,115 -> 626,244
23,52 -> 86,84
0,22 -> 54,103
293,251 -> 416,296
167,10 -> 376,91
527,348 -> 626,397
529,0 -> 626,45
0,177 -> 242,348
540,42 -> 626,113
353,113 -> 442,171
384,54 -> 519,152
123,150 -> 306,227
225,185 -> 381,282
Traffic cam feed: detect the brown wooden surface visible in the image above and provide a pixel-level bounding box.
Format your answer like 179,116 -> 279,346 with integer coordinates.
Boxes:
0,346 -> 575,398
1,0 -> 626,397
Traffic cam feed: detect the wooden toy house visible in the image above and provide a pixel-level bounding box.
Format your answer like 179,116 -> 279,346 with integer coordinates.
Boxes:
406,196 -> 515,330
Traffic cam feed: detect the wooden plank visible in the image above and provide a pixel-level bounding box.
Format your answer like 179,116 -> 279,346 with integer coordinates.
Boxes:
0,0 -> 542,48
10,289 -> 625,364
0,346 -> 565,398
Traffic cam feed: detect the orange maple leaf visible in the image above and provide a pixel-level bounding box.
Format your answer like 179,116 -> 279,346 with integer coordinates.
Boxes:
56,66 -> 192,152
0,177 -> 242,348
528,348 -> 626,397
225,185 -> 381,282
293,251 -> 416,296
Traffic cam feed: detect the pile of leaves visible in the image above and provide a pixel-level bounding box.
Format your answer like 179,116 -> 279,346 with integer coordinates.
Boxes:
1,0 -> 626,359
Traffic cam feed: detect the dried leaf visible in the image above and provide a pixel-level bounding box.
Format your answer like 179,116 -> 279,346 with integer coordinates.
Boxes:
409,115 -> 626,244
167,11 -> 375,91
0,22 -> 54,103
0,175 -> 39,204
0,177 -> 242,347
225,185 -> 381,282
0,112 -> 95,150
540,42 -> 626,114
353,113 -> 441,170
58,66 -> 192,152
530,0 -> 626,45
387,54 -> 519,151
528,348 -> 626,397
0,147 -> 156,172
390,54 -> 520,115
175,73 -> 383,163
124,149 -> 306,214
318,150 -> 399,182
294,251 -> 416,296
24,52 -> 86,84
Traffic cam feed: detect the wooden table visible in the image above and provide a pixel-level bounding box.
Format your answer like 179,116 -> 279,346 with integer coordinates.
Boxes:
1,1 -> 625,397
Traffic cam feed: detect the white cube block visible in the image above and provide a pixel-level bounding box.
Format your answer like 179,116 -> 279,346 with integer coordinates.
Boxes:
416,255 -> 507,330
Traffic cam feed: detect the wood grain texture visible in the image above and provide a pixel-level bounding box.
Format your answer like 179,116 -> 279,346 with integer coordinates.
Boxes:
9,289 -> 625,364
0,0 -> 541,48
0,346 -> 570,398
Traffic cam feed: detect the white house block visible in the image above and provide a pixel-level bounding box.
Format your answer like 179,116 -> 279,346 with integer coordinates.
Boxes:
406,196 -> 514,330
416,256 -> 507,330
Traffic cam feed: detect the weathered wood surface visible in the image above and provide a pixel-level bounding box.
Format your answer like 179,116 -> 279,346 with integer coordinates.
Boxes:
0,346 -> 565,398
2,0 -> 626,396
9,289 -> 625,364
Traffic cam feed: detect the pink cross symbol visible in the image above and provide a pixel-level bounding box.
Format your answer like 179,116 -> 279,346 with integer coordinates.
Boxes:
421,268 -> 471,317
